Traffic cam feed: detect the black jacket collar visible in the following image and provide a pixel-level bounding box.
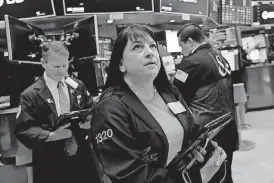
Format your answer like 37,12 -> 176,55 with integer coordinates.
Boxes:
190,43 -> 211,55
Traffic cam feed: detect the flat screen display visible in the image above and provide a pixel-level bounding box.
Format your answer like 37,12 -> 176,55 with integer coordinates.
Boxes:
242,34 -> 266,51
210,26 -> 238,48
63,0 -> 153,15
254,34 -> 266,48
5,15 -> 44,64
220,49 -> 237,71
98,37 -> 112,59
241,36 -> 256,50
157,0 -> 208,15
0,0 -> 55,21
247,48 -> 267,63
165,30 -> 181,53
63,16 -> 99,60
252,2 -> 274,25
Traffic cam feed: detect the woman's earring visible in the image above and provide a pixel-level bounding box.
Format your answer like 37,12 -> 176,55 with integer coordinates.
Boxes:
120,66 -> 126,73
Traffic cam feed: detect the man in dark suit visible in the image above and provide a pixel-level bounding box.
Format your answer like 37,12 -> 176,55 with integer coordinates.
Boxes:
174,23 -> 239,183
15,41 -> 101,183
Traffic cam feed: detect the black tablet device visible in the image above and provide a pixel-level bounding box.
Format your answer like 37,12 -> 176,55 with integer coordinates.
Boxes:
55,108 -> 92,130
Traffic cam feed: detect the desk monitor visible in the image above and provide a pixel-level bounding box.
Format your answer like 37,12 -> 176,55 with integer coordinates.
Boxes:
165,30 -> 181,53
210,26 -> 239,48
220,49 -> 237,71
241,36 -> 256,50
254,34 -> 266,48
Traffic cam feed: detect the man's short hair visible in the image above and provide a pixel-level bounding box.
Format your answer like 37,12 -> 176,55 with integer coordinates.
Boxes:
41,41 -> 69,61
177,23 -> 205,43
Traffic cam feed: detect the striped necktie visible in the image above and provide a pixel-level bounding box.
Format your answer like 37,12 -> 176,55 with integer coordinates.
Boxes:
57,81 -> 78,156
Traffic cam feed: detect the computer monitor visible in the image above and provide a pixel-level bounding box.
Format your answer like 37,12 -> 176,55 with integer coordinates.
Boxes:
210,26 -> 239,48
241,36 -> 256,50
254,34 -> 266,48
5,15 -> 45,64
98,37 -> 112,59
248,48 -> 267,63
0,0 -> 55,21
165,30 -> 181,53
220,49 -> 238,71
259,48 -> 268,62
63,16 -> 99,60
63,0 -> 153,15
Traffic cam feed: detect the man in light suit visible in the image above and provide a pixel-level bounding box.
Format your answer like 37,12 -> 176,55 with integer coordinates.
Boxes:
15,41 -> 101,183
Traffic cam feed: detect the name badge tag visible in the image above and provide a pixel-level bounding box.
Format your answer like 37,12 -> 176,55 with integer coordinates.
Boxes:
167,101 -> 186,114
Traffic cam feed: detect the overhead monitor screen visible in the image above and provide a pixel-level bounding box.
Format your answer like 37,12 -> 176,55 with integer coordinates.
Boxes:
158,0 -> 208,15
5,15 -> 44,64
63,0 -> 153,15
0,0 -> 55,21
252,2 -> 274,25
63,16 -> 99,60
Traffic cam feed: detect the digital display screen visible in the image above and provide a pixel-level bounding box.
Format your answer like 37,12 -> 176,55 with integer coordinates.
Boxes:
0,0 -> 55,21
247,48 -> 267,63
63,16 -> 99,60
254,34 -> 266,48
5,15 -> 44,63
221,0 -> 252,25
158,0 -> 208,15
165,30 -> 181,53
220,49 -> 237,71
252,2 -> 274,25
242,36 -> 256,50
242,34 -> 266,50
210,27 -> 238,48
98,37 -> 112,59
63,0 -> 153,15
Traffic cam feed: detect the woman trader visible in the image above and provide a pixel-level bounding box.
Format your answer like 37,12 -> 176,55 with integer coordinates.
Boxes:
90,24 -> 226,183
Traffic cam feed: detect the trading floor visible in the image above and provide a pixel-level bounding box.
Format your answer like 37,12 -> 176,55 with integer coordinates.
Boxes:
232,109 -> 274,183
1,109 -> 274,183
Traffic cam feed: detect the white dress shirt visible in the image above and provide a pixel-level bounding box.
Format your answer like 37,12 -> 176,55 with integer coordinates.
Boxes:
44,72 -> 70,116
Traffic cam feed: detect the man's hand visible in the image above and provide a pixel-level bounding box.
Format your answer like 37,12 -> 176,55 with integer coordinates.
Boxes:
46,123 -> 72,142
79,121 -> 91,129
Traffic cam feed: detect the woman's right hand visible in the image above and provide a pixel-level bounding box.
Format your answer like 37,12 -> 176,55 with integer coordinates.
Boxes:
199,141 -> 227,183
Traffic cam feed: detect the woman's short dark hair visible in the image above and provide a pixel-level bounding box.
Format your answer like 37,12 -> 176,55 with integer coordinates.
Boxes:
104,24 -> 180,98
177,23 -> 205,43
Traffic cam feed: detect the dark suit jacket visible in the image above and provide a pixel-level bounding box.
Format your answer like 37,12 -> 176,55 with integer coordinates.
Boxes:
174,44 -> 239,152
91,85 -> 202,183
15,77 -> 100,183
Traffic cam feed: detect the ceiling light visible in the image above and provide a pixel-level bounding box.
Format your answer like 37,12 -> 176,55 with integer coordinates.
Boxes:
107,19 -> 114,24
170,20 -> 176,23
